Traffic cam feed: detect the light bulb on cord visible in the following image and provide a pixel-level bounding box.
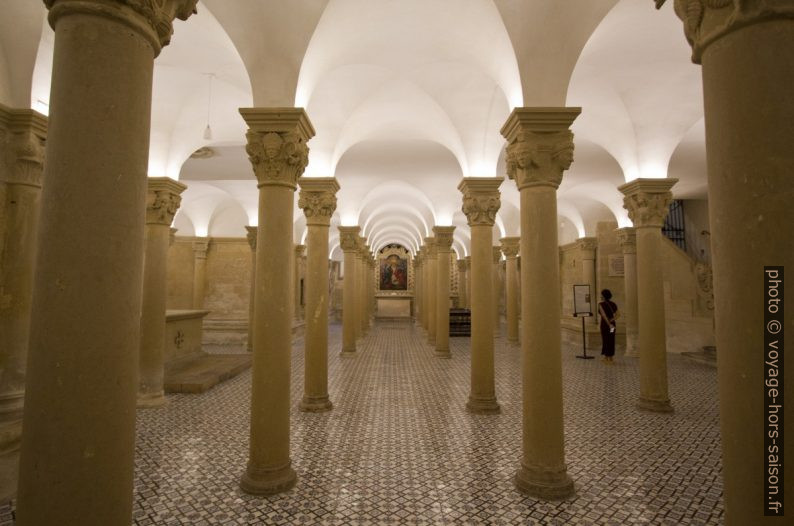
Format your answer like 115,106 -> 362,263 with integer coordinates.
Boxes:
203,73 -> 214,141
203,124 -> 212,140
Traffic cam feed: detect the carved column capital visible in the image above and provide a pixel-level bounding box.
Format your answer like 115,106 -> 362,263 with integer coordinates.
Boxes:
457,259 -> 467,272
44,0 -> 198,56
145,177 -> 186,226
458,177 -> 503,226
245,226 -> 257,251
0,105 -> 48,188
424,238 -> 437,259
492,247 -> 503,264
294,244 -> 306,258
576,237 -> 598,260
192,238 -> 209,259
619,178 -> 678,228
655,0 -> 794,63
169,227 -> 178,246
297,177 -> 339,226
616,227 -> 637,255
500,108 -> 580,191
432,226 -> 455,252
337,226 -> 360,252
240,109 -> 314,190
500,236 -> 520,258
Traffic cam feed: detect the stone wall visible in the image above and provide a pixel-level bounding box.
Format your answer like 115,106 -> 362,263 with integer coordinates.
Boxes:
203,238 -> 251,320
166,239 -> 195,309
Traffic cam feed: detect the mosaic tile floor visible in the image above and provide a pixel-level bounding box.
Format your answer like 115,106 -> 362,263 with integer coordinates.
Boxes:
2,319 -> 724,525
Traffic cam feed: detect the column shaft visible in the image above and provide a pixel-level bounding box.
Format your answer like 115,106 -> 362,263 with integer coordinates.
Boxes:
617,228 -> 638,357
245,226 -> 257,353
192,240 -> 208,309
434,227 -> 455,358
468,226 -> 498,411
338,227 -> 359,355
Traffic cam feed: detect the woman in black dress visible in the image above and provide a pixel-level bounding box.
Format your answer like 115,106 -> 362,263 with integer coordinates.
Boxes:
598,289 -> 619,363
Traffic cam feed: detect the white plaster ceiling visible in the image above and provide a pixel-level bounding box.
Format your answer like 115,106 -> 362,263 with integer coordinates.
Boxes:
3,0 -> 708,257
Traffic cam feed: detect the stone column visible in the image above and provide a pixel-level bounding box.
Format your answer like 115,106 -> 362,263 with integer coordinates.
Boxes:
137,177 -> 186,408
0,107 -> 46,458
502,107 -> 580,498
294,244 -> 305,322
368,254 -> 375,325
577,237 -> 598,324
338,226 -> 360,355
617,227 -> 638,357
619,179 -> 676,412
297,177 -> 339,412
424,238 -> 437,345
433,226 -> 455,358
358,240 -> 368,337
661,4 -> 794,519
493,247 -> 503,331
239,108 -> 314,495
459,178 -> 502,414
456,259 -> 467,309
414,252 -> 422,321
465,256 -> 472,309
500,237 -> 520,344
245,226 -> 257,353
192,238 -> 209,309
17,1 -> 197,523
421,244 -> 429,329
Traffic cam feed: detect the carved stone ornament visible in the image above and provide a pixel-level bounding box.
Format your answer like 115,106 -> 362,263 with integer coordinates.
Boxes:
461,192 -> 501,227
655,0 -> 794,63
338,226 -> 361,252
192,239 -> 209,259
457,259 -> 468,271
146,188 -> 182,225
619,179 -> 678,228
245,130 -> 309,189
295,244 -> 306,257
298,190 -> 337,225
432,226 -> 456,251
245,226 -> 257,250
0,106 -> 47,188
505,130 -> 575,190
492,247 -> 503,264
44,0 -> 199,53
577,237 -> 598,258
424,238 -> 437,259
500,237 -> 520,258
695,261 -> 716,310
616,227 -> 637,254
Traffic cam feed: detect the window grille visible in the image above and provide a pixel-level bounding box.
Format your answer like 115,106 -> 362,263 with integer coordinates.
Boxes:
662,200 -> 686,251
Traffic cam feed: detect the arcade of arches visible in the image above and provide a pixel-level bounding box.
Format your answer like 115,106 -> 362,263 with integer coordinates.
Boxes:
0,1 -> 791,524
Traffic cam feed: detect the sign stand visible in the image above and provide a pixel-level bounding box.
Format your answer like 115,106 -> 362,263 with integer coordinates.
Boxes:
573,284 -> 595,360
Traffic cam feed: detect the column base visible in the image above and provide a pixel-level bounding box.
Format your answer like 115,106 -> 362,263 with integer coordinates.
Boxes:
340,348 -> 357,357
0,393 -> 24,454
300,396 -> 333,413
507,337 -> 519,344
514,462 -> 575,500
428,336 -> 436,345
240,460 -> 297,495
435,349 -> 451,359
637,397 -> 674,413
137,392 -> 167,409
466,396 -> 501,414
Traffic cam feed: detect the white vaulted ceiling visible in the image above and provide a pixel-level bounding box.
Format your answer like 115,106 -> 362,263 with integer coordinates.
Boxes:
3,0 -> 707,256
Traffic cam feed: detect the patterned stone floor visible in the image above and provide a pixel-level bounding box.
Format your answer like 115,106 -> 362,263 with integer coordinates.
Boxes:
1,319 -> 724,525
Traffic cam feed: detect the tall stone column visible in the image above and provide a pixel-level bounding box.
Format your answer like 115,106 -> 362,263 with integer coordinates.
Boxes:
660,4 -> 794,519
414,253 -> 422,321
0,107 -> 46,458
493,247 -> 503,331
421,244 -> 429,329
500,237 -> 520,344
577,237 -> 598,324
294,244 -> 305,322
617,227 -> 638,357
502,107 -> 580,498
465,256 -> 472,309
138,177 -> 186,408
459,178 -> 502,414
433,226 -> 455,358
239,108 -> 314,495
338,226 -> 360,355
619,179 -> 676,412
17,1 -> 197,523
456,259 -> 467,309
192,238 -> 209,309
424,238 -> 437,345
368,254 -> 375,325
358,240 -> 368,337
297,177 -> 339,412
245,226 -> 257,353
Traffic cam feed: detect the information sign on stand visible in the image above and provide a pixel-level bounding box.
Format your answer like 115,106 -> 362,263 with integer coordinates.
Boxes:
572,284 -> 594,359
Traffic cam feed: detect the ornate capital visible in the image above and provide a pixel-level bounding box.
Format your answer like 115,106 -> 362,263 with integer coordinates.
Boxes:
297,177 -> 339,226
192,239 -> 209,259
616,227 -> 637,255
245,226 -> 257,251
576,237 -> 598,259
337,226 -> 360,252
619,178 -> 678,228
500,237 -> 520,258
44,0 -> 198,55
0,105 -> 48,188
457,259 -> 467,272
432,226 -> 456,252
240,109 -> 314,190
492,247 -> 503,264
169,227 -> 178,246
295,244 -> 306,258
458,178 -> 503,227
424,238 -> 437,259
655,0 -> 794,64
500,108 -> 580,191
145,177 -> 185,226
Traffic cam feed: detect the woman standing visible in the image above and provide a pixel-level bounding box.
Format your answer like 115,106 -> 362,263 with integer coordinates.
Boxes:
598,289 -> 619,363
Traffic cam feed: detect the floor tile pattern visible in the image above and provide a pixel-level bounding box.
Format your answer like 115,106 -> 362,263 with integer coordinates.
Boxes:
2,319 -> 724,525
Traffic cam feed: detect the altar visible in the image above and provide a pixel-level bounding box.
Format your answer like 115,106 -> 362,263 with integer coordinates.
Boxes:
376,294 -> 413,318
